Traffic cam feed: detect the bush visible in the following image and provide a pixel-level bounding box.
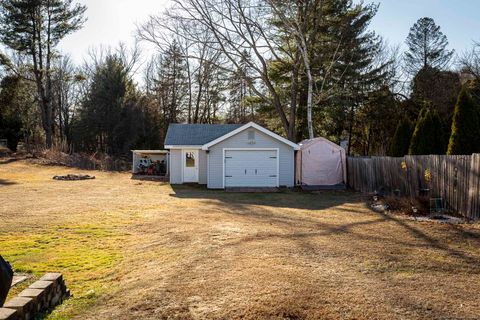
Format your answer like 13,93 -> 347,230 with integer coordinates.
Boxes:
388,119 -> 413,157
447,84 -> 480,155
0,114 -> 22,151
33,148 -> 131,171
383,195 -> 429,215
409,107 -> 445,155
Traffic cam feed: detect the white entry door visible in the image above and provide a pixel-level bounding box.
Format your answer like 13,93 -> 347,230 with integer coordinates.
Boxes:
224,150 -> 278,187
183,150 -> 199,183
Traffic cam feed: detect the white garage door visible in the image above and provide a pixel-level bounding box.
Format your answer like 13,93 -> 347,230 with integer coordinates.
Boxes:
224,150 -> 278,187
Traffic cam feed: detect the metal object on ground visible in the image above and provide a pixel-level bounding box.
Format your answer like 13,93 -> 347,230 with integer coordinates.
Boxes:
430,197 -> 445,215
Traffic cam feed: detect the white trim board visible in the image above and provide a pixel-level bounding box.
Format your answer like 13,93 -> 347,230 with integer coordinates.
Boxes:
222,148 -> 280,189
165,145 -> 202,149
131,150 -> 169,154
202,122 -> 300,150
299,137 -> 344,151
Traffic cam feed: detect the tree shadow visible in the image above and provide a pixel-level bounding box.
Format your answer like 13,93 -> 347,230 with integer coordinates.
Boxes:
169,184 -> 480,270
375,210 -> 480,266
169,184 -> 363,211
138,184 -> 480,318
0,179 -> 16,186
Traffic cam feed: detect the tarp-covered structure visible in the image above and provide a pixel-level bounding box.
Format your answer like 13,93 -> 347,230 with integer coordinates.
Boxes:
296,137 -> 346,186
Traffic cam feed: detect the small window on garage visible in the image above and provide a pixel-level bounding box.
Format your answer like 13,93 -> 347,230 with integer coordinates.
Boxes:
185,152 -> 195,167
248,130 -> 255,141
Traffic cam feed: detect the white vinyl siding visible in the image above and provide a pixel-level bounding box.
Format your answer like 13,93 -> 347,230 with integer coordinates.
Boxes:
225,150 -> 278,187
198,150 -> 208,185
169,149 -> 183,184
169,148 -> 207,185
207,128 -> 295,189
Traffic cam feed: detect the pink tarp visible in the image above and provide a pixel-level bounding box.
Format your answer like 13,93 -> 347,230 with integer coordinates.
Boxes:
296,138 -> 346,186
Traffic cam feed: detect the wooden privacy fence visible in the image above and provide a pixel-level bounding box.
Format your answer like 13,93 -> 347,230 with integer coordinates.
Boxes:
347,154 -> 480,220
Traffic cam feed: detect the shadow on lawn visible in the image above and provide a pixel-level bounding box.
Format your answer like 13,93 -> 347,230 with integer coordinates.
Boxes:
147,185 -> 480,319
170,184 -> 480,271
0,179 -> 16,186
376,211 -> 480,266
169,184 -> 363,211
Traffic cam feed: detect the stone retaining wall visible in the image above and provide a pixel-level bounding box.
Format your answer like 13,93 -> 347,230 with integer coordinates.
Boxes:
0,273 -> 69,320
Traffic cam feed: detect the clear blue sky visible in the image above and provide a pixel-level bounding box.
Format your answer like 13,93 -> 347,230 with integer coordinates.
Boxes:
370,0 -> 480,54
59,0 -> 169,64
58,0 -> 480,64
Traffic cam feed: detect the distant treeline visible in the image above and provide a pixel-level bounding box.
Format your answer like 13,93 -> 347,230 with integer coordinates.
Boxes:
0,1 -> 479,157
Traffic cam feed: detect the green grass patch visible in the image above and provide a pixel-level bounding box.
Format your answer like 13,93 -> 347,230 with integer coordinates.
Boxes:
0,223 -> 126,319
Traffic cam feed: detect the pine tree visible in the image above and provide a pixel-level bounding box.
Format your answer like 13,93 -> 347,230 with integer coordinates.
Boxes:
228,50 -> 254,123
330,1 -> 390,155
410,66 -> 461,148
74,55 -> 134,154
0,75 -> 37,151
447,84 -> 480,155
269,0 -> 390,143
430,110 -> 446,153
404,17 -> 454,74
152,41 -> 188,126
409,107 -> 445,155
0,0 -> 86,148
388,119 -> 413,157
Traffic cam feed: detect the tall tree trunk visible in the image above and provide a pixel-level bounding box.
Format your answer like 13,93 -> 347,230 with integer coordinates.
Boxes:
45,117 -> 53,148
30,5 -> 54,149
297,36 -> 314,139
185,47 -> 193,123
347,101 -> 355,156
35,82 -> 54,149
194,70 -> 204,123
306,68 -> 314,139
46,4 -> 54,148
289,54 -> 300,142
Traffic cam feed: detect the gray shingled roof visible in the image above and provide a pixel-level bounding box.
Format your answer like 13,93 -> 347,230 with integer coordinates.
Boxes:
164,124 -> 244,146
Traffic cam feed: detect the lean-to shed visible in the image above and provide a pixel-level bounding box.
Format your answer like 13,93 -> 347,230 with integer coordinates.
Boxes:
296,137 -> 347,186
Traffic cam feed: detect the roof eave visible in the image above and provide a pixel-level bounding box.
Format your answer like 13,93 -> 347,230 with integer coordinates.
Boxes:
202,122 -> 300,150
131,150 -> 169,154
164,145 -> 203,149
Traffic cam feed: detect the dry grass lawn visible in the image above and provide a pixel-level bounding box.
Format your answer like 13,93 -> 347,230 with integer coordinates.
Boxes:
1,160 -> 480,319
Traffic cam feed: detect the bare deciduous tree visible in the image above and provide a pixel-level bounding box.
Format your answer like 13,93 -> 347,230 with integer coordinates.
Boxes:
139,13 -> 226,124
268,0 -> 320,139
163,0 -> 296,140
460,42 -> 480,80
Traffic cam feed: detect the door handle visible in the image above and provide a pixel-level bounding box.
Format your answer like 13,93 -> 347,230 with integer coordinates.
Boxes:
255,169 -> 257,175
245,169 -> 247,175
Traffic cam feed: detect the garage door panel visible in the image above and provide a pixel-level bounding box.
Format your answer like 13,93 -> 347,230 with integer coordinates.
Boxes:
225,150 -> 278,187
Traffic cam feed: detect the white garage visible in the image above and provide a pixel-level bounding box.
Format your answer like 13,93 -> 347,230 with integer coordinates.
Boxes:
224,149 -> 278,187
165,122 -> 300,189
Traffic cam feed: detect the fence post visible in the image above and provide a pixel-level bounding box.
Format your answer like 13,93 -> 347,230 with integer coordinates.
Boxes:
467,154 -> 480,220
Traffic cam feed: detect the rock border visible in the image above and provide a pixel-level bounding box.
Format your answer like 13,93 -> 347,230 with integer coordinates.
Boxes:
53,174 -> 95,181
0,273 -> 69,320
